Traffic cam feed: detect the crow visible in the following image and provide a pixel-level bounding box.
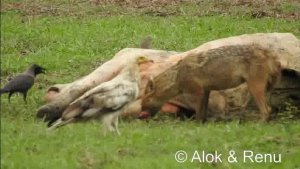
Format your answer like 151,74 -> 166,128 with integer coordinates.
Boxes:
0,64 -> 45,103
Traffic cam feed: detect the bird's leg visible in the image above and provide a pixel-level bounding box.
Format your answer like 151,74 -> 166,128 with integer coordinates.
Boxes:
102,114 -> 115,136
101,116 -> 108,136
22,92 -> 28,104
102,124 -> 108,136
8,92 -> 13,103
112,115 -> 120,136
108,120 -> 116,133
102,123 -> 114,136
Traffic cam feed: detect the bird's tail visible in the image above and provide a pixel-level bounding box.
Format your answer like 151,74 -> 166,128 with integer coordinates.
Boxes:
0,88 -> 8,95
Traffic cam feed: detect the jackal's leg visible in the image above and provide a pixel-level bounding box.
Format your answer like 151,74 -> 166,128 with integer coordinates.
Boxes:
200,91 -> 210,123
247,80 -> 271,122
183,94 -> 202,122
183,90 -> 210,123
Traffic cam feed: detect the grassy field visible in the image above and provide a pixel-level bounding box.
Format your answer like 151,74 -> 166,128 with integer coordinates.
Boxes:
1,0 -> 300,169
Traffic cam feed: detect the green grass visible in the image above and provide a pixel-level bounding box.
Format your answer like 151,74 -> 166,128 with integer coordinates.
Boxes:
1,1 -> 300,169
1,116 -> 300,169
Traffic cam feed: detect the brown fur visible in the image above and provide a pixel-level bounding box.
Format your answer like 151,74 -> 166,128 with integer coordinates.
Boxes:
142,44 -> 281,122
140,36 -> 152,49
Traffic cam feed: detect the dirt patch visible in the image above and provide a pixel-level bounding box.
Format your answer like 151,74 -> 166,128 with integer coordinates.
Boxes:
1,0 -> 299,20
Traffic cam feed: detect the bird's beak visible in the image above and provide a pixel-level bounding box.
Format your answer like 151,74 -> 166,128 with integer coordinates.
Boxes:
41,68 -> 46,74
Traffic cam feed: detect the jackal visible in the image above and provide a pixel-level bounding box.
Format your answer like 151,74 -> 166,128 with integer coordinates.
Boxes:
142,44 -> 281,122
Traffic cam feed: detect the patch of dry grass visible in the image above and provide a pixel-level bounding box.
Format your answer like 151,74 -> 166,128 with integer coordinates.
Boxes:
1,0 -> 299,20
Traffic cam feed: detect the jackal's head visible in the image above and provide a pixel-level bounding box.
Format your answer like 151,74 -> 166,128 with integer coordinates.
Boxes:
141,76 -> 162,116
141,68 -> 180,116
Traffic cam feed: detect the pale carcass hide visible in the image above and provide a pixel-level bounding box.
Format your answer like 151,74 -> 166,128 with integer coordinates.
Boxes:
37,33 -> 300,122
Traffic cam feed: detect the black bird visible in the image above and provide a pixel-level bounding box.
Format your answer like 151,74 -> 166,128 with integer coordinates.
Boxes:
0,64 -> 45,103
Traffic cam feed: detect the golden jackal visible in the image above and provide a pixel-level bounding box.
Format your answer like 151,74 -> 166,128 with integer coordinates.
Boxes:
142,44 -> 281,122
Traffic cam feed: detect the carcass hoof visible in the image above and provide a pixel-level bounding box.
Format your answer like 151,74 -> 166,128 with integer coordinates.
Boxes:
36,105 -> 53,119
36,105 -> 63,123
